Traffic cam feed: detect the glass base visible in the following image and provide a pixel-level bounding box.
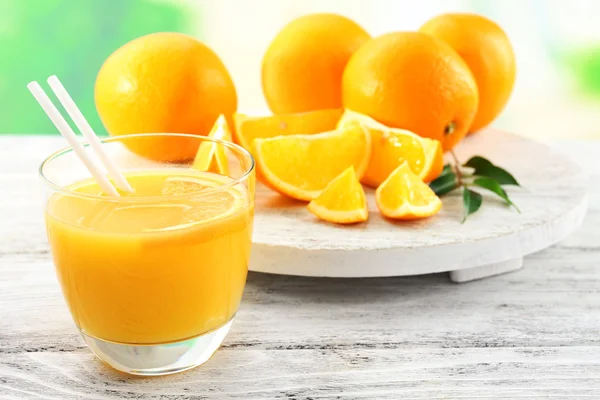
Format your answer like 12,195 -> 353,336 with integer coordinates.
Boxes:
82,318 -> 234,376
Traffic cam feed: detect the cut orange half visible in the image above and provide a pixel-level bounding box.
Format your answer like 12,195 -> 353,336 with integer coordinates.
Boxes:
252,123 -> 371,201
193,115 -> 231,175
307,166 -> 368,224
375,162 -> 442,220
337,110 -> 443,186
233,108 -> 343,151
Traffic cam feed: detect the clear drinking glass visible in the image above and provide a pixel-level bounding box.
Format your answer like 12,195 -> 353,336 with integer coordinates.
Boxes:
39,133 -> 255,375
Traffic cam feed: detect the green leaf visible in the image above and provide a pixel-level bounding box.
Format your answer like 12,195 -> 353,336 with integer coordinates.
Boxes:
462,187 -> 482,223
429,172 -> 458,196
464,156 -> 520,186
464,156 -> 493,170
473,177 -> 521,213
441,164 -> 453,176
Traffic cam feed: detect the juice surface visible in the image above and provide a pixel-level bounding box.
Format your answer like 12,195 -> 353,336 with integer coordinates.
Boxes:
46,170 -> 253,344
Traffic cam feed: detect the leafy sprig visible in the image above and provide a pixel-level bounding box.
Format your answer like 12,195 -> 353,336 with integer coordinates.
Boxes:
429,154 -> 521,222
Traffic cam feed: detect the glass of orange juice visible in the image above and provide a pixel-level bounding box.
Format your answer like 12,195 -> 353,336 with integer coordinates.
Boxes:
39,133 -> 255,375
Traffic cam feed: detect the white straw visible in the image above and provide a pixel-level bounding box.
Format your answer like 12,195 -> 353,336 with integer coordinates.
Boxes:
27,81 -> 120,197
47,75 -> 133,193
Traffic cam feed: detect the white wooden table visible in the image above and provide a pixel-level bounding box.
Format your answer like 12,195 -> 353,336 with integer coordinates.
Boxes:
1,135 -> 599,399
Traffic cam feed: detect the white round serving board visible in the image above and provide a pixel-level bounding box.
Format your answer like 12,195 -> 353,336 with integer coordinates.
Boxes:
249,130 -> 588,281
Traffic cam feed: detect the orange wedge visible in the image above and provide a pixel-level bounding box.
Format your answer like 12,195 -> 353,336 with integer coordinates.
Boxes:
252,123 -> 371,201
233,108 -> 343,151
375,162 -> 442,220
193,115 -> 231,175
421,138 -> 444,183
337,110 -> 443,186
307,167 -> 368,224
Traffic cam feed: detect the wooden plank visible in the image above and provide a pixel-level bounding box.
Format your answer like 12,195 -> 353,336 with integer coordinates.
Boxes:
1,135 -> 600,398
251,131 -> 591,279
2,347 -> 600,399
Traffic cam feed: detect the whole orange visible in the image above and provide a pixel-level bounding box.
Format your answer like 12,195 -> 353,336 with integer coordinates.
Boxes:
420,13 -> 516,133
262,14 -> 370,114
95,32 -> 237,161
342,31 -> 478,151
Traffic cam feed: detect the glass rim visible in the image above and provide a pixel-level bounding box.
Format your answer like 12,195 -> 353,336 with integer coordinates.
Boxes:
38,132 -> 255,202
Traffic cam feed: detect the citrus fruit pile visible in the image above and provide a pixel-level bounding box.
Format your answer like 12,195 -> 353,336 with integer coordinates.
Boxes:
94,12 -> 516,225
196,109 -> 444,224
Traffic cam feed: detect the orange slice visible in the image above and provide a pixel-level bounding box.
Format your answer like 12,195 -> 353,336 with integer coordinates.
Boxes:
375,162 -> 442,220
307,166 -> 368,224
252,123 -> 371,201
193,115 -> 231,175
233,108 -> 343,151
337,110 -> 443,186
421,138 -> 444,183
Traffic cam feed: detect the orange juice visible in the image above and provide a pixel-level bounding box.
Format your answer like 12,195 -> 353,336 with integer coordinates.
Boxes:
45,170 -> 253,345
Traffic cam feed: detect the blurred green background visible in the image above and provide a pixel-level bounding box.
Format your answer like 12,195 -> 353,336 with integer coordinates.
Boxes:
0,0 -> 195,134
1,0 -> 599,139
